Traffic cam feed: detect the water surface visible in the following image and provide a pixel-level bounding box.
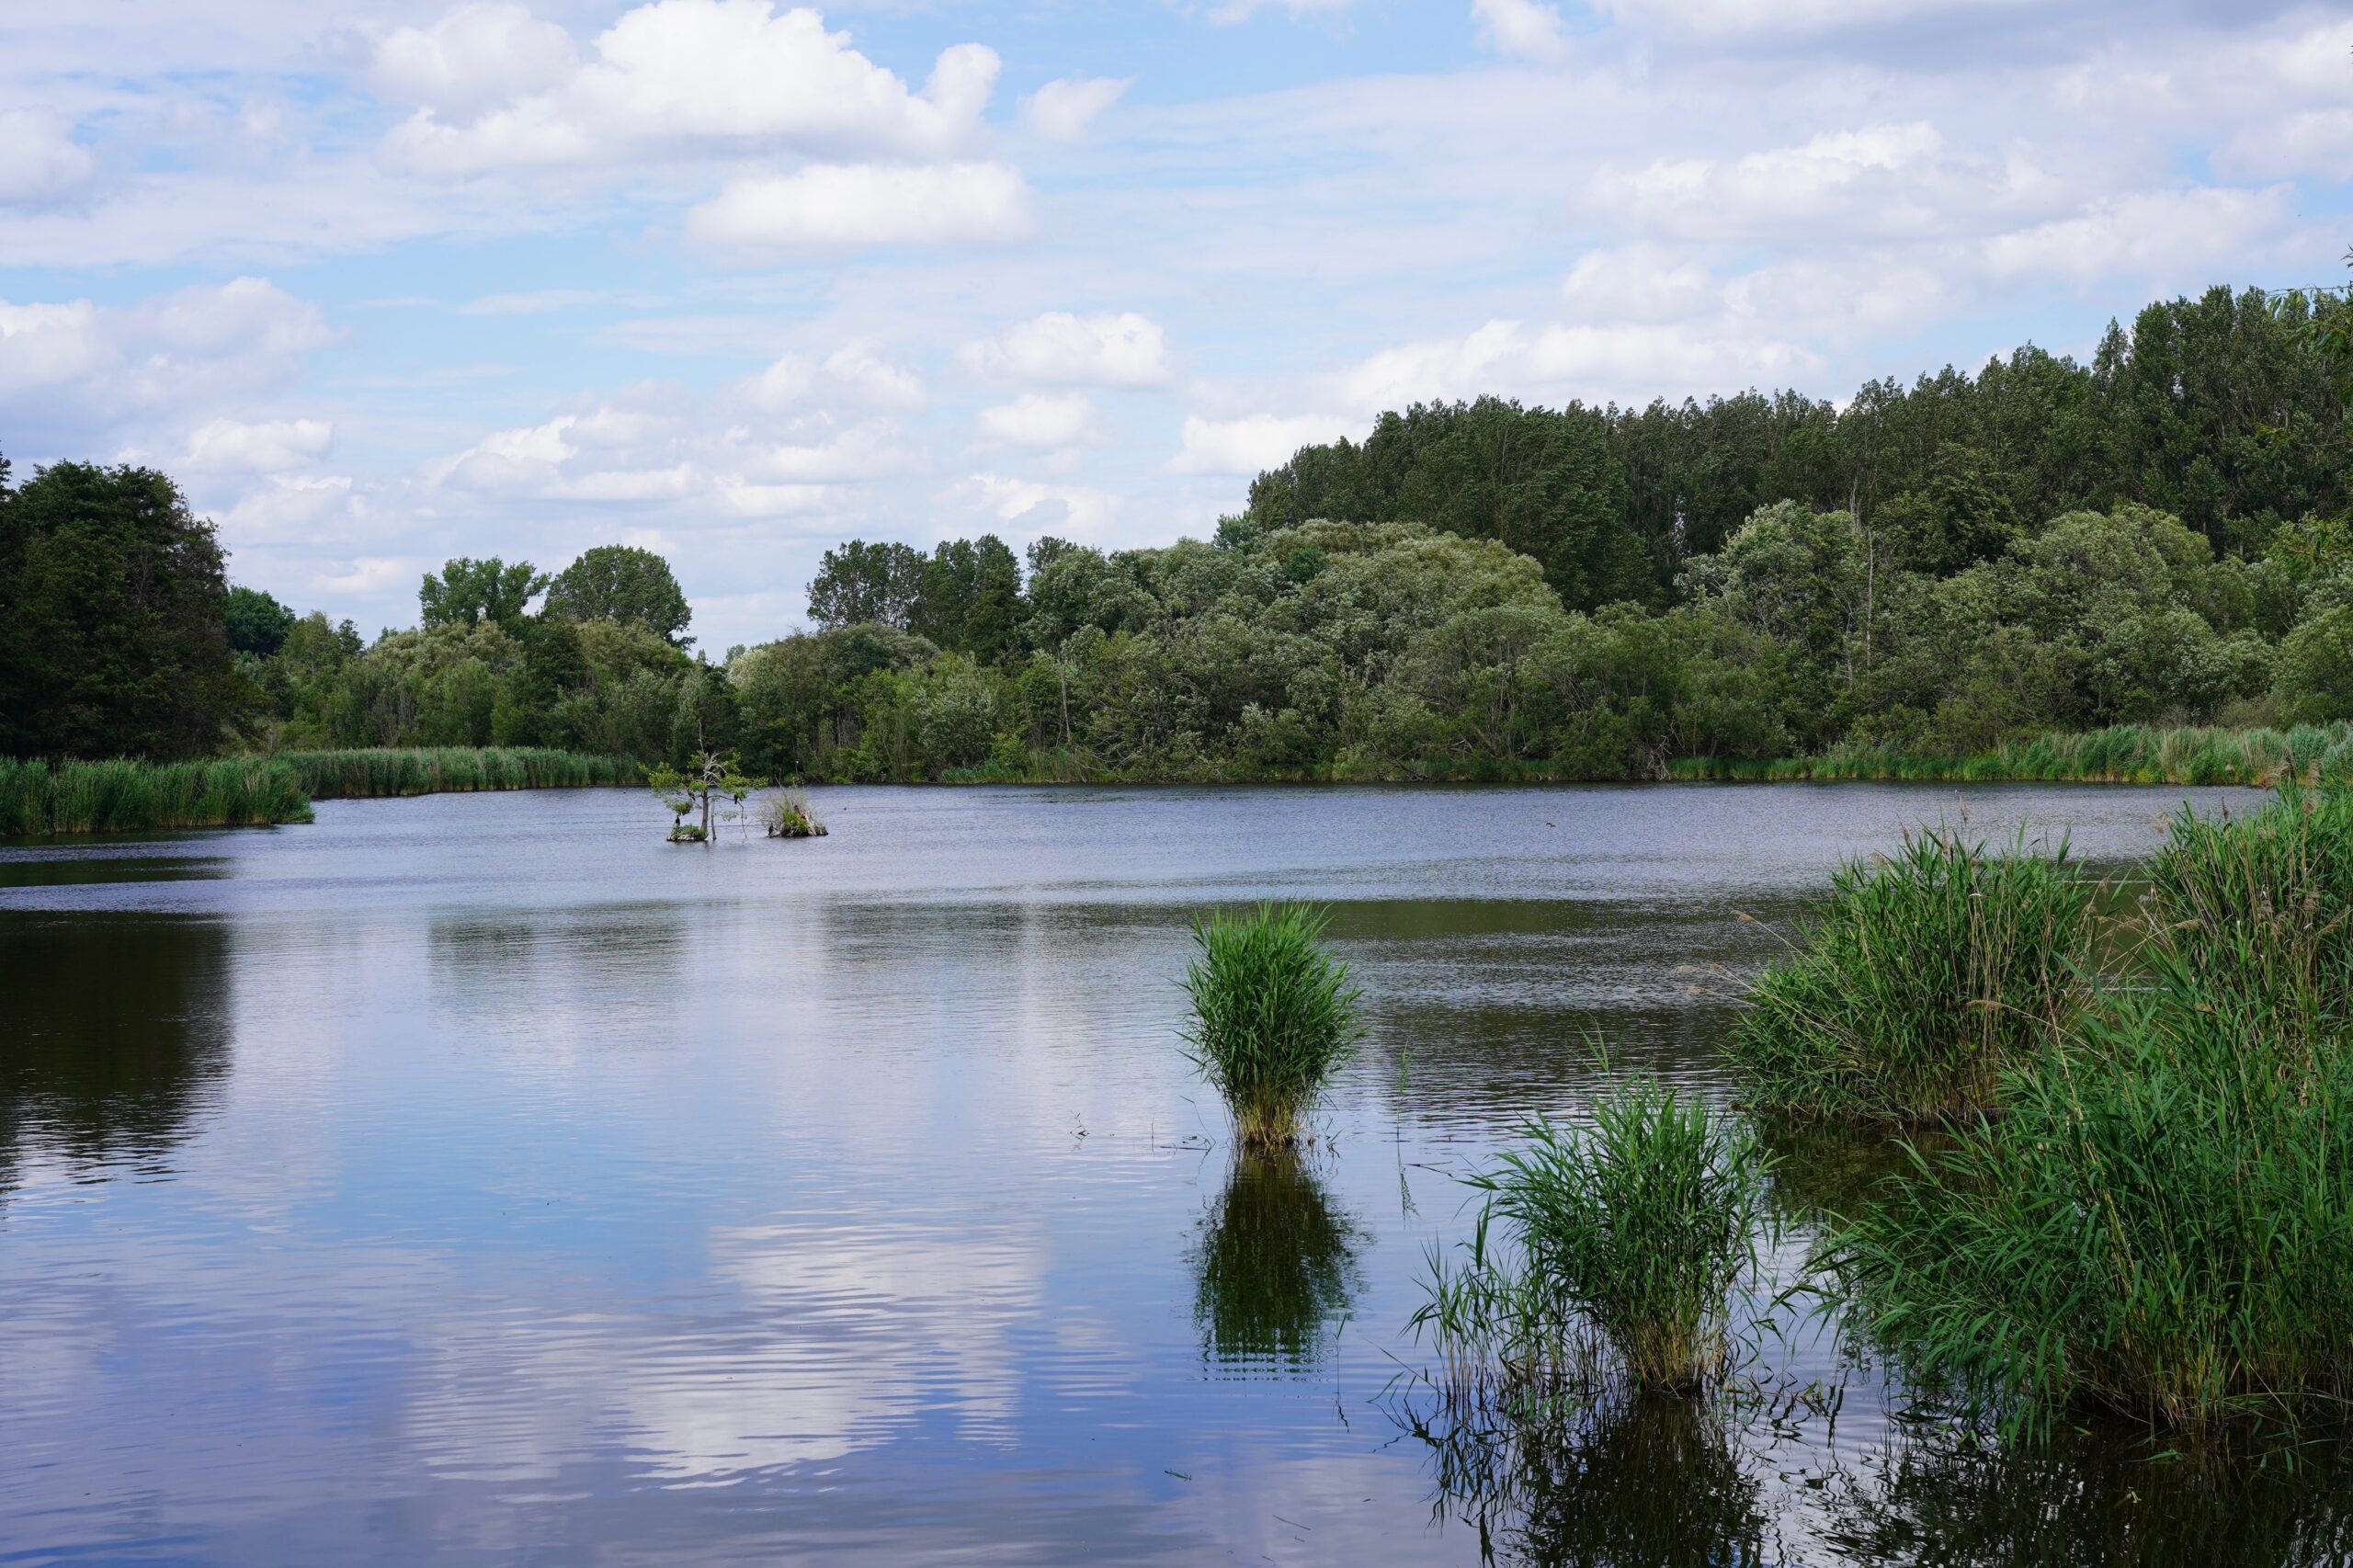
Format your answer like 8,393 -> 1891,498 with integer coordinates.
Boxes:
3,783 -> 2335,1564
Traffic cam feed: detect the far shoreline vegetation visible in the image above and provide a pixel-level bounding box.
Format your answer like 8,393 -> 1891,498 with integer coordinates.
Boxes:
4,283 -> 2351,833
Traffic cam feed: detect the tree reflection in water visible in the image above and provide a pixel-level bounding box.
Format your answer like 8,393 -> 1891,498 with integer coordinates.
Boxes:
0,914 -> 232,1178
1190,1147 -> 1361,1370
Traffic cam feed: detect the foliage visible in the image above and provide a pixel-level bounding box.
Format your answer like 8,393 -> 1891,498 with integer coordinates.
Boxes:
541,545 -> 693,646
1824,959 -> 2353,1437
224,585 -> 296,657
0,756 -> 311,835
1415,1074 -> 1775,1398
1179,903 -> 1364,1148
759,785 -> 826,837
0,461 -> 242,760
1729,831 -> 2094,1121
418,556 -> 548,630
647,750 -> 754,843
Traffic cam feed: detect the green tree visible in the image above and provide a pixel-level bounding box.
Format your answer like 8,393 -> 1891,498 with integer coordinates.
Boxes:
0,462 -> 240,758
225,585 -> 297,656
807,540 -> 924,629
419,557 -> 547,630
542,545 -> 692,645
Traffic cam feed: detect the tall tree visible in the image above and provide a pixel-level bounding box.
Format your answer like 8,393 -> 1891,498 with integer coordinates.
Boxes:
419,557 -> 546,629
225,585 -> 297,656
542,545 -> 693,645
807,540 -> 924,629
0,463 -> 240,758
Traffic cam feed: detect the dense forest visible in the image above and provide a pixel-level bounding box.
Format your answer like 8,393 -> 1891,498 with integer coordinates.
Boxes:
3,284 -> 2349,782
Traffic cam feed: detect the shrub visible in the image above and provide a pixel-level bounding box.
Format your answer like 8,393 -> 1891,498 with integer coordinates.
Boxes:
1180,903 -> 1364,1147
1415,1073 -> 1774,1398
1729,830 -> 2092,1121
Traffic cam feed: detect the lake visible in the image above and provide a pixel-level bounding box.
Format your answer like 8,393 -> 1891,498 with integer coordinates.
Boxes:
2,782 -> 2342,1565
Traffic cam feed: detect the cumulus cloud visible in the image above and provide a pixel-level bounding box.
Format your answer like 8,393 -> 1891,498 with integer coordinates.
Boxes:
184,416 -> 334,472
1472,0 -> 1571,65
745,343 -> 926,412
976,392 -> 1096,447
959,312 -> 1171,388
1168,413 -> 1356,475
1340,315 -> 1816,411
1592,122 -> 1948,238
366,2 -> 577,119
1019,76 -> 1130,142
1983,186 -> 2300,286
0,278 -> 333,443
379,0 -> 1000,176
685,163 -> 1033,256
0,109 -> 95,205
952,471 -> 1118,534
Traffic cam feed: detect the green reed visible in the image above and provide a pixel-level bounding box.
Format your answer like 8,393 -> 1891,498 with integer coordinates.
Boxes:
1415,1073 -> 1774,1399
273,747 -> 641,799
1729,830 -> 2092,1122
1179,902 -> 1364,1148
1823,959 -> 2353,1437
0,756 -> 313,835
1673,722 -> 2353,787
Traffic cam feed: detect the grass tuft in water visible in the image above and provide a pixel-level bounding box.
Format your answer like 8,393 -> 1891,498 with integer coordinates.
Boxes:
0,757 -> 313,835
1415,1071 -> 1775,1402
1179,903 -> 1364,1149
1728,829 -> 2092,1122
1823,957 -> 2353,1437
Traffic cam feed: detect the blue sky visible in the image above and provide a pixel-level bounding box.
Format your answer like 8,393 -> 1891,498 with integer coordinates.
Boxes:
3,0 -> 2348,651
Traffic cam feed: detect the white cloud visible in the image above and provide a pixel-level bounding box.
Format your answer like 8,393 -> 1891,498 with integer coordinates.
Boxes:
1168,413 -> 1356,475
0,278 -> 332,441
959,312 -> 1172,388
220,473 -> 359,541
1560,244 -> 1717,322
754,419 -> 910,481
380,0 -> 1000,176
0,109 -> 95,205
954,472 -> 1118,535
1340,314 -> 1816,410
1592,0 -> 2038,41
1206,0 -> 1368,22
1020,76 -> 1131,142
460,288 -> 662,316
367,3 -> 577,119
1472,0 -> 1571,66
976,392 -> 1096,447
184,416 -> 334,472
1593,123 -> 1947,237
745,343 -> 926,411
1983,186 -> 2299,285
686,163 -> 1033,256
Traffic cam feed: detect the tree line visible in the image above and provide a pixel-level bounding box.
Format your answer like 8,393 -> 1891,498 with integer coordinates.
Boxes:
2,283 -> 2347,780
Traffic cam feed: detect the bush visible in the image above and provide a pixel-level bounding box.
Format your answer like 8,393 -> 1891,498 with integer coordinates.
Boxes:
1824,961 -> 2353,1435
1180,903 -> 1364,1147
1729,831 -> 2092,1121
1415,1073 -> 1774,1398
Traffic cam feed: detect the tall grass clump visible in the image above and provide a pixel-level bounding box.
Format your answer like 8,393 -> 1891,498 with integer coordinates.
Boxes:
1674,722 -> 2353,787
1729,830 -> 2093,1121
1415,1074 -> 1775,1403
1824,960 -> 2353,1437
0,757 -> 313,835
275,747 -> 639,799
2143,785 -> 2353,1039
1179,903 -> 1364,1148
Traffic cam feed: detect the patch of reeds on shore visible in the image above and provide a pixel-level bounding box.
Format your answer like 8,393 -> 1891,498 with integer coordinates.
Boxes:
273,747 -> 641,799
0,756 -> 313,835
1672,721 -> 2353,787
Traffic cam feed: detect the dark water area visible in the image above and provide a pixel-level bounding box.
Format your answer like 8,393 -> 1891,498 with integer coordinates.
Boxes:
2,782 -> 2343,1564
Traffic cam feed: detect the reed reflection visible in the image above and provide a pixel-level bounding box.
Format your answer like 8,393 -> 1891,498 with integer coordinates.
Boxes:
1820,1426 -> 2353,1567
1190,1148 -> 1360,1370
0,914 -> 232,1174
1403,1388 -> 1776,1568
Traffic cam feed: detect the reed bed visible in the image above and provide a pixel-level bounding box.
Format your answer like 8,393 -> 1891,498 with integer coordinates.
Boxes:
274,747 -> 640,799
0,756 -> 313,835
1415,1073 -> 1775,1402
1673,722 -> 2353,787
1729,831 -> 2093,1122
1824,960 -> 2353,1437
1180,903 -> 1364,1148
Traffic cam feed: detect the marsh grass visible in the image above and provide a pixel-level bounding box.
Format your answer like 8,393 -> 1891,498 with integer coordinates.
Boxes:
1415,1073 -> 1776,1403
1672,722 -> 2353,787
2142,785 -> 2353,1038
1179,903 -> 1364,1148
1824,960 -> 2353,1437
274,747 -> 639,799
0,757 -> 313,835
761,786 -> 828,838
1729,829 -> 2093,1121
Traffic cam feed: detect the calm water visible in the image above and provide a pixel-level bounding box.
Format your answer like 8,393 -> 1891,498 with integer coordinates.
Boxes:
2,782 -> 2343,1565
